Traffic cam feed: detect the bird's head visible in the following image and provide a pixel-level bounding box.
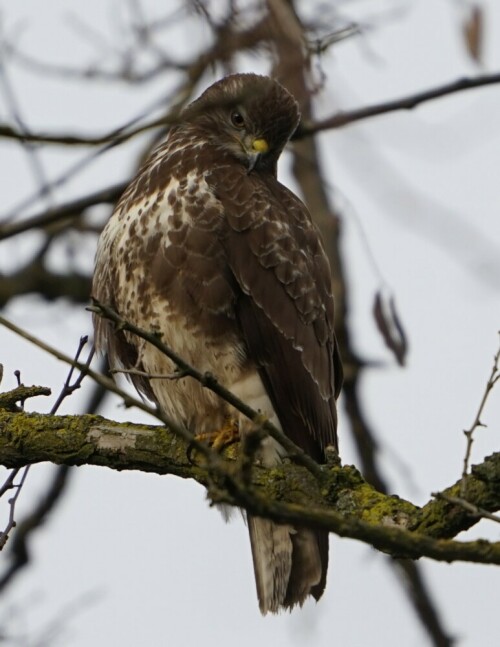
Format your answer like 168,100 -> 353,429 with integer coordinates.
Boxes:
182,73 -> 300,173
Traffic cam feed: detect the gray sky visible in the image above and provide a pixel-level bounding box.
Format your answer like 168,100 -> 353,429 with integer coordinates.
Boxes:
1,1 -> 499,645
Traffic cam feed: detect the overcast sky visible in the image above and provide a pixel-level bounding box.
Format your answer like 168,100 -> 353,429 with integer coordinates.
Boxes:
1,1 -> 499,646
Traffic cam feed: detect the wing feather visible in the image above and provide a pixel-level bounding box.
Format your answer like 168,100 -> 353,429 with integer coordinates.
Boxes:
217,169 -> 342,459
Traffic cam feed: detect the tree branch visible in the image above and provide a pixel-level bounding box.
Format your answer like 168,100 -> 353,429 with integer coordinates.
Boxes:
0,263 -> 92,308
89,301 -> 325,478
1,407 -> 499,566
0,182 -> 126,242
296,72 -> 500,137
3,73 -> 500,147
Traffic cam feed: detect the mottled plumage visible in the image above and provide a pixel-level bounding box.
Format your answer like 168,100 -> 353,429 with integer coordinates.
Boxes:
92,73 -> 342,614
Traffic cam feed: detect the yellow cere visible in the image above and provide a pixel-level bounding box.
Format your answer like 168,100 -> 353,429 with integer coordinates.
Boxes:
252,138 -> 269,154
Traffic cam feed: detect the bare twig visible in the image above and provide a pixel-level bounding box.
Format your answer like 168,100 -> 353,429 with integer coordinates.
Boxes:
0,114 -> 174,146
373,292 -> 408,367
0,12 -> 269,152
0,465 -> 70,591
110,367 -> 189,380
3,4 -> 187,84
0,47 -> 53,208
432,492 -> 500,525
1,21 -> 235,223
4,44 -> 188,84
296,72 -> 500,138
0,469 -> 18,498
0,182 -> 125,242
2,73 -> 499,149
89,300 -> 324,479
0,313 -> 258,486
49,336 -> 95,414
0,466 -> 29,550
0,314 -> 179,431
461,334 -> 500,496
0,337 -> 92,554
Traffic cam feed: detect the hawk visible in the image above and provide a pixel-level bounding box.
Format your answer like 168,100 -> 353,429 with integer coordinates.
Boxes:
92,73 -> 342,614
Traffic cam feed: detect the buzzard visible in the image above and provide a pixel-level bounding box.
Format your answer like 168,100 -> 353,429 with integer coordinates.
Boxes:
92,73 -> 342,614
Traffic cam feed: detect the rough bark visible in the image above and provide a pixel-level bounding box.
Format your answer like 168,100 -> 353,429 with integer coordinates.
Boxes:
1,408 -> 499,565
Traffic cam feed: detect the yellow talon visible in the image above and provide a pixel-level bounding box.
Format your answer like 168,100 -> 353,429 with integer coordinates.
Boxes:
194,418 -> 240,451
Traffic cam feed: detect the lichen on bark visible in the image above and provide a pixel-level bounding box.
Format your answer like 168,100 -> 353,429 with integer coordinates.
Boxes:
1,406 -> 500,565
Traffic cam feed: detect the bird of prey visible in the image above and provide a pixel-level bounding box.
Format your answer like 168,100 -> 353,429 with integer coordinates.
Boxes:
92,73 -> 342,614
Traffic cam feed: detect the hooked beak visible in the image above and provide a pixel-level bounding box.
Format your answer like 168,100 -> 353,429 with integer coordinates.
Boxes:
246,137 -> 269,173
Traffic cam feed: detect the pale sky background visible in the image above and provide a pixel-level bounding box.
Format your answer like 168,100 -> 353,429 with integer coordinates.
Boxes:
0,1 -> 499,646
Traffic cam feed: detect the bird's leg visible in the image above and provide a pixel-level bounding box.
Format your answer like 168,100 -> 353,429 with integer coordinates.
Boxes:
195,417 -> 240,450
187,417 -> 240,463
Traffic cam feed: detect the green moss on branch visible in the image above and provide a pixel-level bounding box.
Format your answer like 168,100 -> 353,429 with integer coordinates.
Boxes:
1,409 -> 499,565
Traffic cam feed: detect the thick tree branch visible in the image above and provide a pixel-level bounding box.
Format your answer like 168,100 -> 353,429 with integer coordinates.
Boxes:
0,408 -> 499,566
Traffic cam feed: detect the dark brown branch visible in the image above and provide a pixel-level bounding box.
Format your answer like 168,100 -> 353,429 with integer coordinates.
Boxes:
0,15 -> 270,147
0,263 -> 92,308
390,559 -> 454,647
0,116 -> 175,146
295,72 -> 500,138
4,46 -> 188,84
0,182 -> 126,242
4,73 -> 499,148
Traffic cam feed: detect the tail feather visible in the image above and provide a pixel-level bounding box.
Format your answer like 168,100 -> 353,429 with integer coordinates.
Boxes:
285,528 -> 325,608
248,516 -> 327,614
248,516 -> 293,614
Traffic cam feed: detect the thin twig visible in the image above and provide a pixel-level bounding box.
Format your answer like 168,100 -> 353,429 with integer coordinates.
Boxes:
0,314 -> 231,471
0,48 -> 53,208
2,73 -> 500,148
0,337 -> 92,551
0,465 -> 70,591
89,300 -> 325,479
0,113 -> 173,146
296,72 -> 500,138
432,492 -> 500,525
461,334 -> 500,496
110,367 -> 189,380
0,32 -> 220,222
0,466 -> 29,550
0,315 -> 175,428
0,468 -> 19,497
0,182 -> 126,242
49,336 -> 95,414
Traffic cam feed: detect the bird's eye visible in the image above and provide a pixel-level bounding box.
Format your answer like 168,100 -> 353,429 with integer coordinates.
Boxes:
230,111 -> 245,129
